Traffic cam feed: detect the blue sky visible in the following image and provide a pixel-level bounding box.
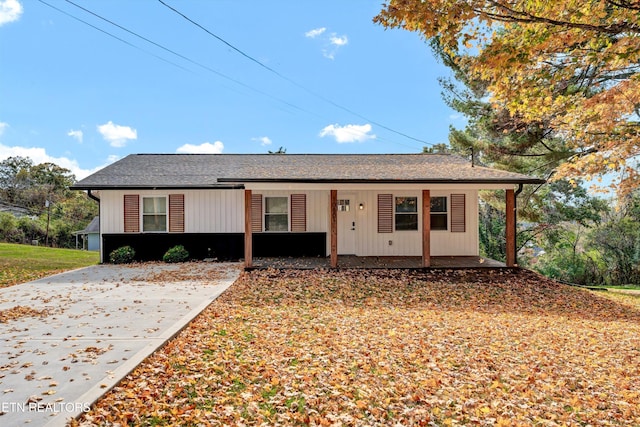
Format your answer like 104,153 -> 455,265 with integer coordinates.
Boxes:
0,0 -> 461,180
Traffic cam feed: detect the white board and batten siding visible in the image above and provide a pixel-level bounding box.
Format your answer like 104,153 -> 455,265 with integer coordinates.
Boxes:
100,187 -> 479,257
253,190 -> 327,232
100,189 -> 326,234
335,189 -> 479,257
99,189 -> 245,233
248,185 -> 480,257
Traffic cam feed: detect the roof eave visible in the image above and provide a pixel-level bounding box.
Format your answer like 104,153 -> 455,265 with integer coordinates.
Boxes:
217,178 -> 547,185
70,184 -> 246,191
71,178 -> 546,190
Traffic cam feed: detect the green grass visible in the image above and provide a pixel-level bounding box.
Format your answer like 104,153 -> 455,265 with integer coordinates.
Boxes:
0,243 -> 99,288
588,284 -> 640,291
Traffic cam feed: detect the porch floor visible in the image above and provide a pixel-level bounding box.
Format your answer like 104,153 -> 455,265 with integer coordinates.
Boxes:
251,256 -> 507,269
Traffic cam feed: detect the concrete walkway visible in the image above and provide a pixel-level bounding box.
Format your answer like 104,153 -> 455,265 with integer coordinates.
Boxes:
0,262 -> 241,427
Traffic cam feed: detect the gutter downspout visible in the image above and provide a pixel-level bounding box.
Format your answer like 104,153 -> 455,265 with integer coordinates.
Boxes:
514,183 -> 524,266
87,189 -> 100,203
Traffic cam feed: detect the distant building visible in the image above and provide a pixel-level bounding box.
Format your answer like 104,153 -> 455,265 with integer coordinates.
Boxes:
73,216 -> 100,251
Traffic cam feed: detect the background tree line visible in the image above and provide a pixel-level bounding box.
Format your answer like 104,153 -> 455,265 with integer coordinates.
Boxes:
0,156 -> 97,248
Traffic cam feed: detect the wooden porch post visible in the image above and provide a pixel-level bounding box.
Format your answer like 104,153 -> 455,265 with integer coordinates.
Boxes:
422,189 -> 431,267
244,189 -> 253,268
330,189 -> 338,268
505,188 -> 516,267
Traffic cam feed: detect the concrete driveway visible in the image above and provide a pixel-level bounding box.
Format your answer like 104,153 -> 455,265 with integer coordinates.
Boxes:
0,262 -> 241,427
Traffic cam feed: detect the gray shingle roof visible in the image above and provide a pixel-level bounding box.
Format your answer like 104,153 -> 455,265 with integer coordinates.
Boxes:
71,154 -> 544,189
74,216 -> 99,234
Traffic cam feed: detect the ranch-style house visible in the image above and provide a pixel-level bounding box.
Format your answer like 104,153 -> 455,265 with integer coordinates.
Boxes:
71,153 -> 544,267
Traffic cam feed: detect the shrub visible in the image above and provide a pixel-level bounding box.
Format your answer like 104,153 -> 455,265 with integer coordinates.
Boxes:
0,212 -> 24,243
17,216 -> 45,243
163,245 -> 189,263
109,246 -> 136,264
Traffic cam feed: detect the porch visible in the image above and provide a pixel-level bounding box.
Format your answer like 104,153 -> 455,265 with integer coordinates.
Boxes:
250,255 -> 507,270
243,189 -> 519,269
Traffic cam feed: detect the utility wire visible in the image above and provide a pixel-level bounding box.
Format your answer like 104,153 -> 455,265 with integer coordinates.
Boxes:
157,0 -> 433,147
39,0 -> 423,151
49,0 -> 314,117
157,0 -> 283,78
37,0 -> 191,73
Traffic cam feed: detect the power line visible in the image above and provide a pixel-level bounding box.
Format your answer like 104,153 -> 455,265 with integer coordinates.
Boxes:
38,0 -> 426,151
157,0 -> 284,79
37,0 -> 191,74
58,0 -> 312,114
44,0 -> 372,146
156,0 -> 434,147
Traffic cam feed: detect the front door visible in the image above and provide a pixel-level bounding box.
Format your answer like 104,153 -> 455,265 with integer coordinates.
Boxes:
337,195 -> 356,254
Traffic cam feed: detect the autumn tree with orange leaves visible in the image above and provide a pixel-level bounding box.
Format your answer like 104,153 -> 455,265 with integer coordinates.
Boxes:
375,0 -> 640,195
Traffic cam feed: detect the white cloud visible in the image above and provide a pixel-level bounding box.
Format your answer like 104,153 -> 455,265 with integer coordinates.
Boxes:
0,121 -> 8,137
323,33 -> 349,59
330,34 -> 348,46
305,27 -> 326,38
252,136 -> 272,146
176,141 -> 224,154
0,143 -> 106,180
97,121 -> 137,147
305,27 -> 348,60
67,129 -> 83,143
0,0 -> 22,26
319,123 -> 376,143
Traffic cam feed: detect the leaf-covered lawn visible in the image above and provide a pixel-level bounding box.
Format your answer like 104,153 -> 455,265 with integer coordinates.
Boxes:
76,269 -> 640,426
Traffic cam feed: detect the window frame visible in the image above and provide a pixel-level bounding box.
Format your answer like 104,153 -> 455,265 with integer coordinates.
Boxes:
264,196 -> 289,232
394,196 -> 419,231
430,196 -> 448,231
141,196 -> 168,233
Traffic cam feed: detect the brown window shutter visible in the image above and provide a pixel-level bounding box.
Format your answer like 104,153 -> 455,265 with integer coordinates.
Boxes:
377,194 -> 393,233
290,194 -> 306,232
251,194 -> 262,232
169,194 -> 185,232
123,194 -> 140,233
450,194 -> 466,232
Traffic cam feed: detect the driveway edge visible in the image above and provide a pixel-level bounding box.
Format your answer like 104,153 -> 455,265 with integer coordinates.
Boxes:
47,278 -> 236,427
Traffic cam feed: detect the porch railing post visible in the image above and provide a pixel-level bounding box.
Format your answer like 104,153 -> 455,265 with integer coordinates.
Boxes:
422,189 -> 431,267
330,189 -> 338,268
244,189 -> 253,268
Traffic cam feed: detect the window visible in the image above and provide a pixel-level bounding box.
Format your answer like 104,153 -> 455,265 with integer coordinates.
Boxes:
142,197 -> 167,232
265,197 -> 288,231
395,197 -> 418,230
430,196 -> 447,231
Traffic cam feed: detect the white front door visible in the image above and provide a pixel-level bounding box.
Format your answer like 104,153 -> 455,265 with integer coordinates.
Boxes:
337,195 -> 356,254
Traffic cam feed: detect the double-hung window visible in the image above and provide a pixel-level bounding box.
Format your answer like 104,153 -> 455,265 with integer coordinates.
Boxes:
395,197 -> 418,230
264,196 -> 288,231
142,196 -> 167,232
430,196 -> 448,231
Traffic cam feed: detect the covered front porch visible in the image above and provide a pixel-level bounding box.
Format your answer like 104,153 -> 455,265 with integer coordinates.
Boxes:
250,255 -> 506,270
243,188 -> 519,269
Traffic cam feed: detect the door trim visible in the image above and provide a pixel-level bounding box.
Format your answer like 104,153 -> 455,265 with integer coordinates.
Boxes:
337,193 -> 356,255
